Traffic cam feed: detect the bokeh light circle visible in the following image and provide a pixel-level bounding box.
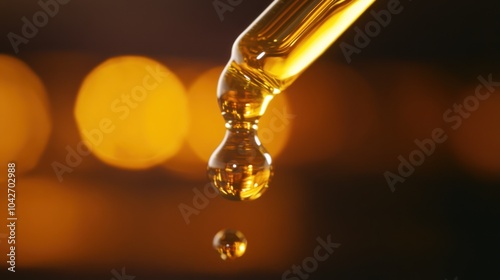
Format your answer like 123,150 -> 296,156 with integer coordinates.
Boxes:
75,56 -> 188,169
0,54 -> 51,174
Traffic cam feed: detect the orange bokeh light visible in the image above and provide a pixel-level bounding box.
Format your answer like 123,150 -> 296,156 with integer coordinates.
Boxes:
75,56 -> 189,170
280,62 -> 378,169
450,87 -> 500,179
0,54 -> 51,175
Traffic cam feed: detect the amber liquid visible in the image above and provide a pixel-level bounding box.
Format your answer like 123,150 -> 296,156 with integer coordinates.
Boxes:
208,0 -> 375,201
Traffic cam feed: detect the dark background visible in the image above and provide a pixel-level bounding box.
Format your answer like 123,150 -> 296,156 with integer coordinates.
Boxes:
1,0 -> 499,279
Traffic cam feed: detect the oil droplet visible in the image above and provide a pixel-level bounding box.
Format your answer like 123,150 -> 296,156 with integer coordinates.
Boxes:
207,62 -> 275,201
212,229 -> 247,260
208,128 -> 272,201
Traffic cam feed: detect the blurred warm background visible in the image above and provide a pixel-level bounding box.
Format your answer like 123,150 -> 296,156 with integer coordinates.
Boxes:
0,0 -> 499,279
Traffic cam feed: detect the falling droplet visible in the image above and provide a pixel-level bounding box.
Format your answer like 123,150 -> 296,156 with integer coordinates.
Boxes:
212,229 -> 247,260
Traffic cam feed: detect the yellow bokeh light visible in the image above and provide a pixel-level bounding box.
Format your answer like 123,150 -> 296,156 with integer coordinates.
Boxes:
75,56 -> 188,169
186,66 -> 291,163
0,54 -> 51,174
160,59 -> 218,180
